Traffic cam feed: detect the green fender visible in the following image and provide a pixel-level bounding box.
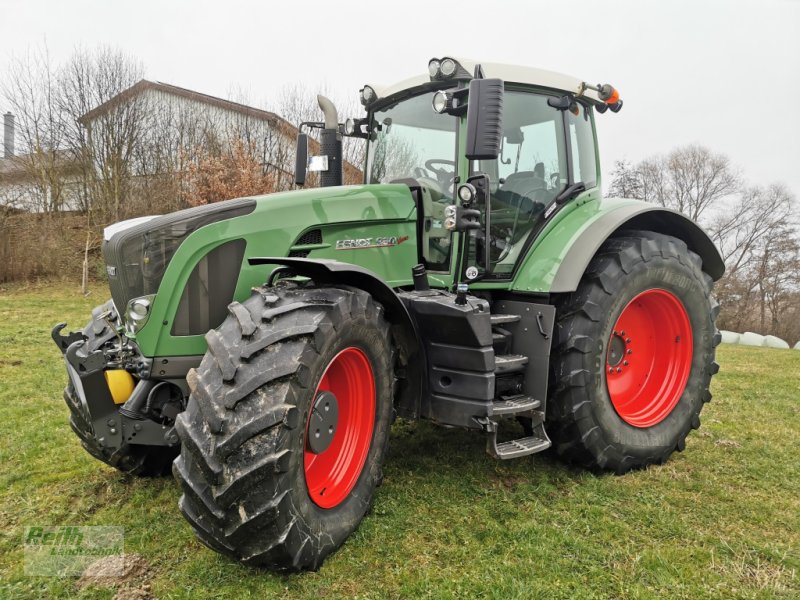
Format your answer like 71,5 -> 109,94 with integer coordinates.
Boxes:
511,195 -> 725,294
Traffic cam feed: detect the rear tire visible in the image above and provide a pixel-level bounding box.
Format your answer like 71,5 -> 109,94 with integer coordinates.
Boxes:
64,385 -> 177,476
173,284 -> 394,571
547,231 -> 721,473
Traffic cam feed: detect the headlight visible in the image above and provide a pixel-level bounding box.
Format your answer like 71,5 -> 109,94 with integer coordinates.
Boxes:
125,294 -> 155,334
344,118 -> 356,135
428,59 -> 441,78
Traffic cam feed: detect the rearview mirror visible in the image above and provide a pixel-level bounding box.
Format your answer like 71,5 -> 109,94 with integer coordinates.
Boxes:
294,133 -> 308,186
465,78 -> 504,161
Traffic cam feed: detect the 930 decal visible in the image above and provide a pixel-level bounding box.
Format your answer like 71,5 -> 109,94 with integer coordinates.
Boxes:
335,236 -> 409,250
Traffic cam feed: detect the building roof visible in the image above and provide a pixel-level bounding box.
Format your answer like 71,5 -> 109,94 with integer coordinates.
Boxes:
79,79 -> 288,126
373,57 -> 604,103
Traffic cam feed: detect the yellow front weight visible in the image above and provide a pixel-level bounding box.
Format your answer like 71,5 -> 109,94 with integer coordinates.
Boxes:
104,370 -> 135,405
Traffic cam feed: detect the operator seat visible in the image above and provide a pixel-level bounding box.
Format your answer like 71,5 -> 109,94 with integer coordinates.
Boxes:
497,161 -> 548,216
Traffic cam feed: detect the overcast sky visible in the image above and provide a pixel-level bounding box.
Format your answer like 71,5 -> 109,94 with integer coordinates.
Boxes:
2,0 -> 799,196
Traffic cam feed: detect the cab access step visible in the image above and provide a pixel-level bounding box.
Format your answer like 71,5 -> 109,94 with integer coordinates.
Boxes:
399,267 -> 556,459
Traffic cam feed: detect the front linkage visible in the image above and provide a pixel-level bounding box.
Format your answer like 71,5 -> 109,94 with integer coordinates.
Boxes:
52,302 -> 181,475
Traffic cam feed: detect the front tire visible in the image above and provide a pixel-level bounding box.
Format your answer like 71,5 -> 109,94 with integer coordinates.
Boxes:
547,231 -> 721,473
173,284 -> 394,571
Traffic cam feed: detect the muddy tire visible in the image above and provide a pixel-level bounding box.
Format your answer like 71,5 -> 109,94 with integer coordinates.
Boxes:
173,284 -> 394,571
64,384 -> 177,476
547,231 -> 721,473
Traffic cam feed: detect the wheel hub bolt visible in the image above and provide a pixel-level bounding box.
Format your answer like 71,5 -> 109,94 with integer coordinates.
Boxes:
308,390 -> 339,454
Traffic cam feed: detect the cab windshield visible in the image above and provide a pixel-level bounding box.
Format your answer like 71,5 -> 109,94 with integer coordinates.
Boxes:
366,91 -> 458,195
366,91 -> 459,271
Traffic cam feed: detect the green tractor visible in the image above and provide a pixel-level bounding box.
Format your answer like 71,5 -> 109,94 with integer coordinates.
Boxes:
53,57 -> 723,571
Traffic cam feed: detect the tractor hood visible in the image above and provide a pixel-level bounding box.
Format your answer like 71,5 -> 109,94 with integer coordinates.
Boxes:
106,184 -> 418,357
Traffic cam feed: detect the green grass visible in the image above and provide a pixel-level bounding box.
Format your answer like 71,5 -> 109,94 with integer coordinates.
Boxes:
1,282 -> 798,599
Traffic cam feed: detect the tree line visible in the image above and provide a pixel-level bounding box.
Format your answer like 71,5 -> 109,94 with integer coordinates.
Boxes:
0,45 -> 364,283
608,146 -> 800,345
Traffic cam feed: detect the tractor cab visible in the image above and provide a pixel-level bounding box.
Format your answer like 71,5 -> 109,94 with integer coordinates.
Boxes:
298,57 -> 618,287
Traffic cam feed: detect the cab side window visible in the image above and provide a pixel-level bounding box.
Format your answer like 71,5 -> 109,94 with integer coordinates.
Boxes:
477,90 -> 568,274
567,104 -> 598,188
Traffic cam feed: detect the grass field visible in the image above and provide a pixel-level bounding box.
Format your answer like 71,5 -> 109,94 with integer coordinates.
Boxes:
0,282 -> 798,599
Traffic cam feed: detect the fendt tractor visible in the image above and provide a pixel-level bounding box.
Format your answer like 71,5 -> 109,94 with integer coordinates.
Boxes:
53,57 -> 723,571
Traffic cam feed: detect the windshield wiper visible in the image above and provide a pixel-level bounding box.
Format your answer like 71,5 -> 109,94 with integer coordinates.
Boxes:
556,181 -> 586,205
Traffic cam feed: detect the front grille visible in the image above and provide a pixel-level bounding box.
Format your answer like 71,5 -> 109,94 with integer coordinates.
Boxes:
103,199 -> 255,313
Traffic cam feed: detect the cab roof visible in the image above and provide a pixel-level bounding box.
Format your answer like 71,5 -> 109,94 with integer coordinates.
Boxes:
373,57 -> 603,103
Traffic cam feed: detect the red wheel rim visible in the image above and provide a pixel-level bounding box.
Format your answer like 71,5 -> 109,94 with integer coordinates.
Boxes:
605,289 -> 693,428
304,347 -> 375,509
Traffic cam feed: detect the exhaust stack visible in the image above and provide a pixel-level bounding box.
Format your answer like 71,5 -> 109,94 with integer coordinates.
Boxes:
316,95 -> 342,188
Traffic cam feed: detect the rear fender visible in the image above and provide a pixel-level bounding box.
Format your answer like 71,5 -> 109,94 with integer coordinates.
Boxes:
512,198 -> 725,294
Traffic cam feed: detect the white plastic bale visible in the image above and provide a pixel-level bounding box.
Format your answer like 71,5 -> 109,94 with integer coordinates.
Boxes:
794,341 -> 800,351
720,330 -> 741,344
739,331 -> 765,347
762,335 -> 790,349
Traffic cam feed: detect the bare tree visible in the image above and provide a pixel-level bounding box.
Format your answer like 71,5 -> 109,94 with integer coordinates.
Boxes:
709,183 -> 796,275
59,46 -> 145,220
607,159 -> 642,198
607,145 -> 739,222
1,45 -> 71,212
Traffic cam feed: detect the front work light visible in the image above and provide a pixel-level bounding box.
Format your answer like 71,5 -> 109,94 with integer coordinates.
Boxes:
427,56 -> 468,81
458,183 -> 476,204
440,58 -> 457,77
432,91 -> 450,114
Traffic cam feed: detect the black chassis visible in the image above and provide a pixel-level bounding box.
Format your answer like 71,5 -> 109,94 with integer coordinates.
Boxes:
52,300 -> 185,452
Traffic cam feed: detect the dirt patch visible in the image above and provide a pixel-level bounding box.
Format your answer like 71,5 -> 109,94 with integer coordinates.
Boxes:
76,553 -> 154,598
113,585 -> 155,600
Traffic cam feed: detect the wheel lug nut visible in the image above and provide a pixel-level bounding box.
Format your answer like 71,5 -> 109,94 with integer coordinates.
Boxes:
608,367 -> 614,374
620,331 -> 625,336
623,360 -> 629,366
616,367 -> 622,373
627,349 -> 633,355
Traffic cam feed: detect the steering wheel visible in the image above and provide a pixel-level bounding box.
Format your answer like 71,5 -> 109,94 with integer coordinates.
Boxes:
424,159 -> 457,192
425,159 -> 456,177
